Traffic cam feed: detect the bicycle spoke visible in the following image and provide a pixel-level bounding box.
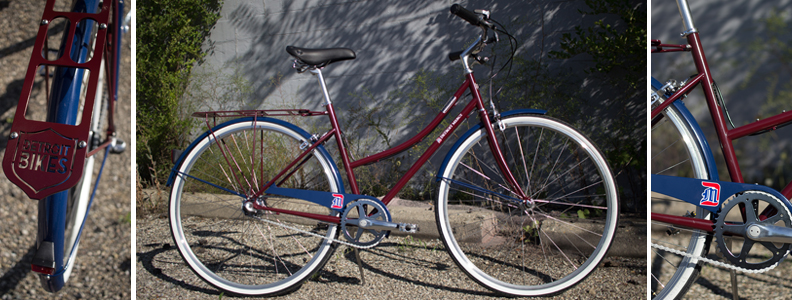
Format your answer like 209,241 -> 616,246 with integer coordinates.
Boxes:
539,229 -> 578,270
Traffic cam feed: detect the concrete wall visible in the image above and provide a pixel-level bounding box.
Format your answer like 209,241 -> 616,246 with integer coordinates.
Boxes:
652,0 -> 792,187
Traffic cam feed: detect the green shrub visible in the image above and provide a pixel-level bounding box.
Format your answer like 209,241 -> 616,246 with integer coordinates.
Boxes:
136,0 -> 222,185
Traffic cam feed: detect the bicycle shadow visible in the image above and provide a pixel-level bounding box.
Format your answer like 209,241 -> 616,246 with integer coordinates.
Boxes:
332,242 -> 499,297
137,243 -> 223,296
136,240 -> 499,297
0,245 -> 36,296
136,242 -> 365,297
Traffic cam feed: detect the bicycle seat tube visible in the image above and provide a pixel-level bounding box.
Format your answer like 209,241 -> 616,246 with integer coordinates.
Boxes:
676,0 -> 698,36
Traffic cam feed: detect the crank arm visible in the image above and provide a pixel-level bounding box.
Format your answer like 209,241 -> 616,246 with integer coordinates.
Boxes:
745,223 -> 792,244
344,218 -> 419,233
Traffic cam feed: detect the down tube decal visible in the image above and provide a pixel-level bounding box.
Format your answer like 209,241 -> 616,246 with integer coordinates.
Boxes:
700,182 -> 721,207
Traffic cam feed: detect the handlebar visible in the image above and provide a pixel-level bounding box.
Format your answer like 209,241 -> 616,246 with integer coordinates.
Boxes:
448,50 -> 463,61
448,4 -> 496,62
450,4 -> 481,26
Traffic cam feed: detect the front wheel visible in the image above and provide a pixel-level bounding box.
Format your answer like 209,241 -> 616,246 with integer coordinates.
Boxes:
436,115 -> 619,296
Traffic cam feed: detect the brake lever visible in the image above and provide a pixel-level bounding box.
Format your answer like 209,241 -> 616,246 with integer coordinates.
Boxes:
474,9 -> 491,20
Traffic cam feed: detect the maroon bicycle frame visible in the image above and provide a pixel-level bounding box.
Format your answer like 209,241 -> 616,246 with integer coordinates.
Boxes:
238,72 -> 528,222
652,33 -> 792,232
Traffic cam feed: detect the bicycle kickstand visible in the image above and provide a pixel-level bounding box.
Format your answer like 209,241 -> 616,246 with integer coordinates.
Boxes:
730,269 -> 738,300
727,238 -> 738,300
354,248 -> 366,286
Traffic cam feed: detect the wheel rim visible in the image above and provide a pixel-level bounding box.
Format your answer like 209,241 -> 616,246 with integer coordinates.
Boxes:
170,121 -> 340,295
437,115 -> 618,296
650,96 -> 711,299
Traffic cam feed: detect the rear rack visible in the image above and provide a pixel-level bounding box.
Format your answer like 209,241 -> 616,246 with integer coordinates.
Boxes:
191,109 -> 327,118
2,0 -> 115,200
192,109 -> 328,128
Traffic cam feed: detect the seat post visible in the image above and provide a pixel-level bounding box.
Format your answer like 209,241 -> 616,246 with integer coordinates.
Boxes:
309,68 -> 332,106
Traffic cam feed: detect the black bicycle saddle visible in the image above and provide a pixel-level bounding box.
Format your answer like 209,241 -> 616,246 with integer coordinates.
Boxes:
286,46 -> 356,66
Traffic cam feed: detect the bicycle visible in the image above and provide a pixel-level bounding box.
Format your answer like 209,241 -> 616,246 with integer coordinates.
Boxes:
1,0 -> 128,292
168,4 -> 618,297
650,0 -> 792,298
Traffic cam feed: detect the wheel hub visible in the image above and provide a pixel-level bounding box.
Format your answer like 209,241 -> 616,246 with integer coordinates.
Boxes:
242,197 -> 268,216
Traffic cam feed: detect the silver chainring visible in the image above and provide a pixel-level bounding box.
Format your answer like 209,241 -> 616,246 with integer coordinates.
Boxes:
340,199 -> 390,248
714,190 -> 792,270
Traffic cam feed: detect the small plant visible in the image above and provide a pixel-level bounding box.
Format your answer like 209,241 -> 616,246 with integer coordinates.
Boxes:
310,271 -> 322,281
519,220 -> 541,244
119,212 -> 131,224
577,208 -> 590,219
397,236 -> 430,252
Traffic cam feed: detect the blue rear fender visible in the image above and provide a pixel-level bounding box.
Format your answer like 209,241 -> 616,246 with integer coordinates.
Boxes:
166,117 -> 345,194
436,109 -> 546,182
651,77 -> 719,181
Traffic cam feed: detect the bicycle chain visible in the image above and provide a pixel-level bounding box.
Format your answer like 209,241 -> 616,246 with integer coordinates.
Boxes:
252,215 -> 376,249
650,242 -> 779,274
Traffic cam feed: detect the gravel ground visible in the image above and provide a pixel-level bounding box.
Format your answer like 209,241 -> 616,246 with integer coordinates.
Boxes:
652,202 -> 792,299
136,203 -> 646,299
684,258 -> 792,300
651,228 -> 792,300
0,1 -> 131,299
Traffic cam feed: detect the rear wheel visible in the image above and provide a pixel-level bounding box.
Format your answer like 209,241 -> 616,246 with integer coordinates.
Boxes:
650,85 -> 713,299
169,119 -> 342,296
436,114 -> 619,296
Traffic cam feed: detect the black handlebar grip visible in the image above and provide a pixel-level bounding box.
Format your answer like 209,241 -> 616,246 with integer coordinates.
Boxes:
448,50 -> 463,61
450,4 -> 480,26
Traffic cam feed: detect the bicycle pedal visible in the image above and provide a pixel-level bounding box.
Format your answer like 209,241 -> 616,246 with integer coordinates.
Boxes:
398,223 -> 419,233
110,138 -> 126,154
